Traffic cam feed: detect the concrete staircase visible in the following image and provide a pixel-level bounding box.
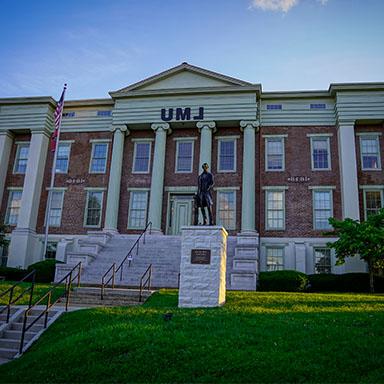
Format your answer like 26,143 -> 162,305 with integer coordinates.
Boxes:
0,307 -> 63,365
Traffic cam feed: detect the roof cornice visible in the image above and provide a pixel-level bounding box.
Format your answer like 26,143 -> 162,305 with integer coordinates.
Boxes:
261,90 -> 331,99
64,98 -> 114,107
329,82 -> 384,95
0,96 -> 56,107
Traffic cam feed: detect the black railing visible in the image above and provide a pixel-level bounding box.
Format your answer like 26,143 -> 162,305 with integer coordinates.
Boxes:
19,262 -> 82,354
101,222 -> 152,299
0,270 -> 36,323
139,264 -> 152,303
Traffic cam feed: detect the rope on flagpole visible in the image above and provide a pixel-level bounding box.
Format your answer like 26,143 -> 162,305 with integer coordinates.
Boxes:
43,84 -> 67,260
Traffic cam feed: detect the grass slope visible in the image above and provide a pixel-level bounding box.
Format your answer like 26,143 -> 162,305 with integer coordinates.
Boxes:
1,291 -> 384,383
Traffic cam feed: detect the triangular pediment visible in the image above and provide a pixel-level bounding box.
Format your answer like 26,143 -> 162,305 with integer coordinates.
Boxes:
113,63 -> 253,94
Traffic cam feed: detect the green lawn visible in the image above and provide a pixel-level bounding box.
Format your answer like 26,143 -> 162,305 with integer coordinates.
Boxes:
0,281 -> 64,306
1,290 -> 384,383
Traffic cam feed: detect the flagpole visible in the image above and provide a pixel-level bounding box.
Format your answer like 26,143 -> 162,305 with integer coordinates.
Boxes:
43,84 -> 67,259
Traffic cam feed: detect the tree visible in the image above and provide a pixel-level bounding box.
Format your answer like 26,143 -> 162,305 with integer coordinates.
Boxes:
327,208 -> 384,293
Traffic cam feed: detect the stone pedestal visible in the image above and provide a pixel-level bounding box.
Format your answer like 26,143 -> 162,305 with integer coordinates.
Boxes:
178,226 -> 227,308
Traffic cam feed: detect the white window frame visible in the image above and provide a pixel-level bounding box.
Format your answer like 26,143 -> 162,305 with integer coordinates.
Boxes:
313,247 -> 332,274
55,141 -> 74,174
217,138 -> 237,173
264,135 -> 286,172
216,188 -> 237,230
264,188 -> 286,231
89,142 -> 109,174
127,189 -> 149,229
266,246 -> 285,271
132,140 -> 152,174
84,189 -> 105,228
359,134 -> 382,171
309,135 -> 332,171
13,142 -> 30,174
312,188 -> 334,230
45,188 -> 66,227
5,188 -> 23,226
175,140 -> 194,173
363,188 -> 384,220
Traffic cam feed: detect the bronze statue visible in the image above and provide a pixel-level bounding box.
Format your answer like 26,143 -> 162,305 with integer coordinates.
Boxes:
195,163 -> 214,225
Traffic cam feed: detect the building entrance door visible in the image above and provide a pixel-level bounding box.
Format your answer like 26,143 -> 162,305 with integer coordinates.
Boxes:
168,195 -> 193,235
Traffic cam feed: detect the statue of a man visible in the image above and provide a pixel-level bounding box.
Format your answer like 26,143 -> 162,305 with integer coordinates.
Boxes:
197,163 -> 214,225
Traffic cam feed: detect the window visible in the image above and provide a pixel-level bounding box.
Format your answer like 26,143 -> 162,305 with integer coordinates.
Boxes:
62,112 -> 75,118
314,247 -> 332,274
128,191 -> 148,229
47,191 -> 64,227
1,243 -> 9,267
360,136 -> 381,170
364,190 -> 383,219
217,190 -> 236,230
265,190 -> 285,230
97,110 -> 112,117
218,139 -> 236,172
133,142 -> 151,173
265,138 -> 284,171
14,144 -> 29,174
55,143 -> 71,173
266,247 -> 284,271
310,103 -> 326,109
176,141 -> 193,173
266,104 -> 282,110
5,190 -> 22,225
85,191 -> 103,227
313,190 -> 333,230
311,137 -> 331,170
45,242 -> 58,259
90,143 -> 108,173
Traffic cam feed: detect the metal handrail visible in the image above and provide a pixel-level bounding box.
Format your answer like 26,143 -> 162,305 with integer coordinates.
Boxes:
0,270 -> 36,323
139,264 -> 152,303
101,221 -> 152,299
19,262 -> 82,354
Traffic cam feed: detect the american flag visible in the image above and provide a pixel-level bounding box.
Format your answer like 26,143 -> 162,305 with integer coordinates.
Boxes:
50,84 -> 67,152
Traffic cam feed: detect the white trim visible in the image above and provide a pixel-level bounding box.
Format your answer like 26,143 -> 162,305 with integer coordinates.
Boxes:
363,189 -> 384,220
13,142 -> 30,174
262,186 -> 289,190
127,187 -> 151,192
45,190 -> 65,227
55,142 -> 72,174
312,189 -> 333,230
164,186 -> 198,192
313,246 -> 333,274
359,184 -> 384,189
306,133 -> 333,137
83,187 -> 107,191
216,189 -> 236,230
262,134 -> 288,138
89,142 -> 109,174
175,139 -> 194,174
14,141 -> 30,145
214,186 -> 240,191
310,136 -> 332,171
131,138 -> 155,142
356,132 -> 382,136
6,187 -> 23,191
173,136 -> 197,141
265,189 -> 286,231
217,137 -> 237,173
265,136 -> 285,172
5,188 -> 23,226
265,245 -> 285,271
84,190 -> 104,228
127,190 -> 149,230
46,187 -> 68,191
308,185 -> 336,190
132,141 -> 152,174
89,139 -> 112,143
214,135 -> 241,140
359,135 -> 382,171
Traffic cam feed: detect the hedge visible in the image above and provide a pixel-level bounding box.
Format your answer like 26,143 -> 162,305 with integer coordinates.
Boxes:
258,270 -> 309,292
0,267 -> 28,282
27,259 -> 62,283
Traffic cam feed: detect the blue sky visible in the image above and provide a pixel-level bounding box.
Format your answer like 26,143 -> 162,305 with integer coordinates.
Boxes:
0,0 -> 383,100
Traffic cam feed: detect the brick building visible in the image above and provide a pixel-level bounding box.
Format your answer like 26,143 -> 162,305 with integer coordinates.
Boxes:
0,63 -> 383,286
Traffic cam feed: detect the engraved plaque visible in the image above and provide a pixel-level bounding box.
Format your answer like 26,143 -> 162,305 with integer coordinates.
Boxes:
191,249 -> 211,264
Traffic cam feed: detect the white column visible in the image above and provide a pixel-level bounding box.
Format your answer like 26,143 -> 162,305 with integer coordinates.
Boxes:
0,131 -> 13,210
197,121 -> 216,169
148,123 -> 170,233
337,123 -> 360,220
104,125 -> 128,233
240,120 -> 259,233
8,128 -> 50,268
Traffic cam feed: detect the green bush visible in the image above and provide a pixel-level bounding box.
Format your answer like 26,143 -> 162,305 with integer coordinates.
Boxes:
0,266 -> 28,281
27,259 -> 62,283
308,273 -> 384,293
258,270 -> 308,292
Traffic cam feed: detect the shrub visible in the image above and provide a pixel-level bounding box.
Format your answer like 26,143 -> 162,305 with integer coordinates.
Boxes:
27,259 -> 62,283
0,266 -> 28,281
308,274 -> 339,292
258,270 -> 308,292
